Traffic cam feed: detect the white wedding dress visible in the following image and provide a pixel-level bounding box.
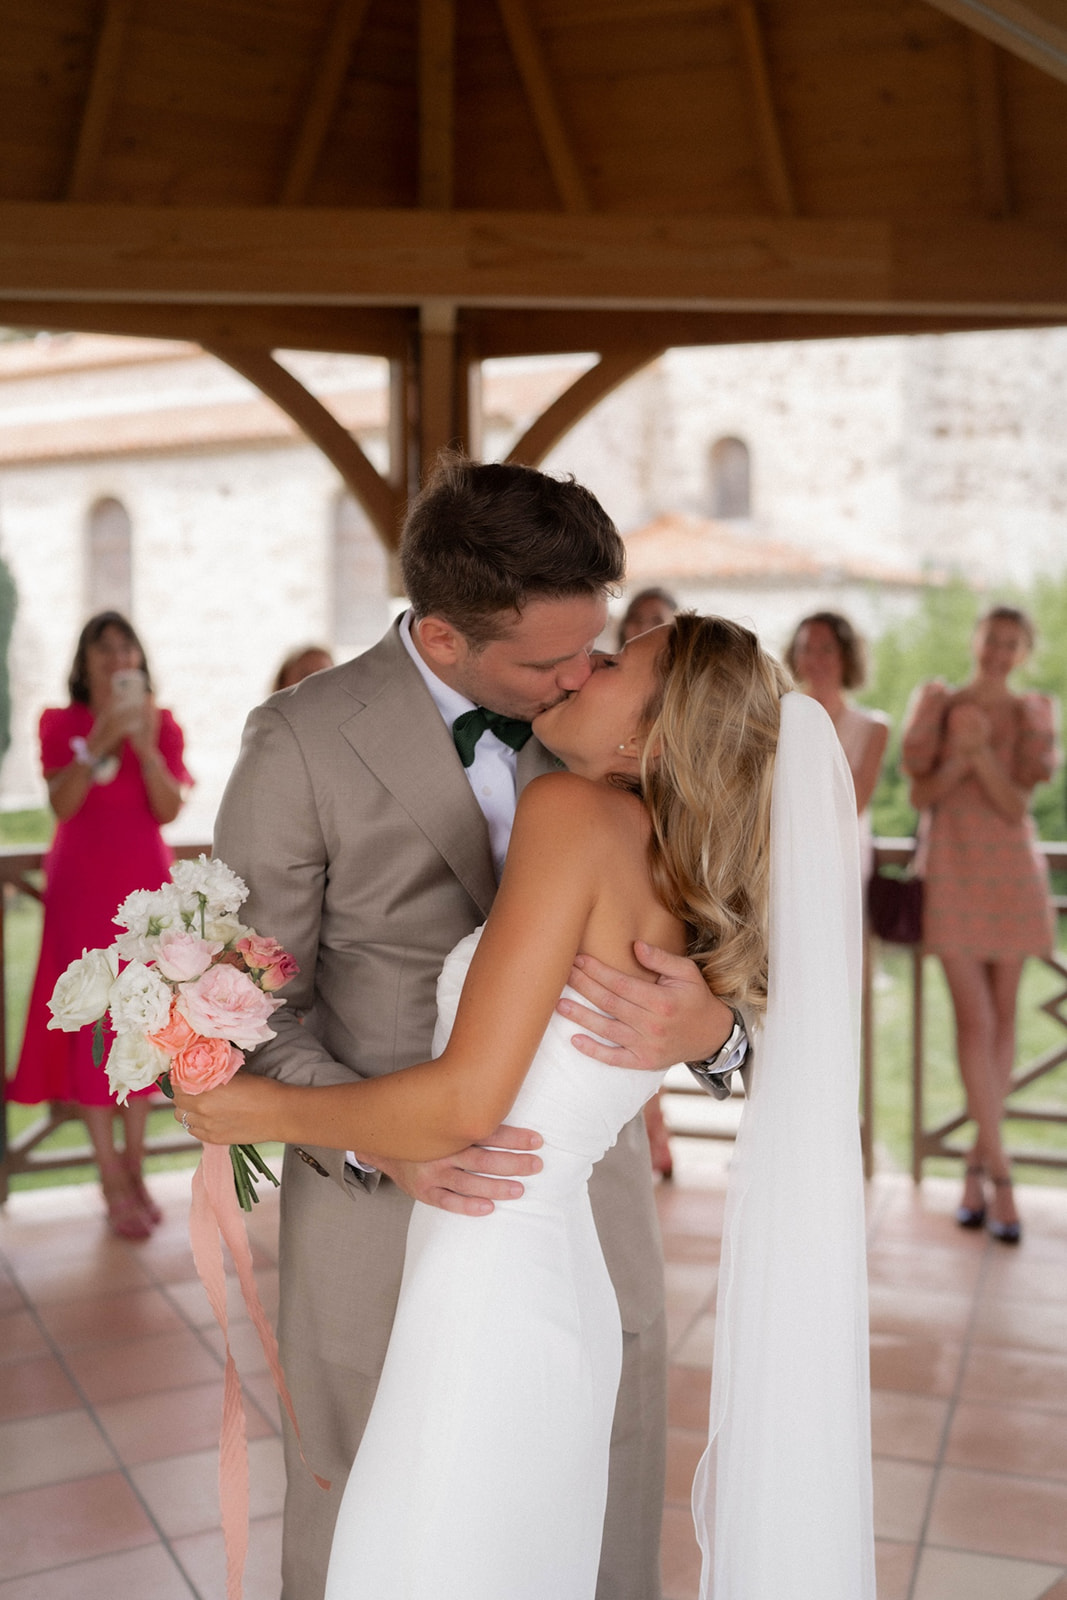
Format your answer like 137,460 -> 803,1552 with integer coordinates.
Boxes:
325,693 -> 876,1600
324,926 -> 666,1600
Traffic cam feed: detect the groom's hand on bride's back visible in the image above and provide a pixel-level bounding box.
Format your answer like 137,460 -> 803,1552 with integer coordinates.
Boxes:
557,944 -> 736,1071
369,1123 -> 544,1216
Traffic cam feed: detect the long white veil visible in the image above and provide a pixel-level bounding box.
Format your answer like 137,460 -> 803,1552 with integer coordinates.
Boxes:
692,691 -> 876,1598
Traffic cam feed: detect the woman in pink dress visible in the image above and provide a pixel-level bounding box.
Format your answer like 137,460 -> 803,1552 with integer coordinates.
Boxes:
9,612 -> 191,1238
902,606 -> 1059,1244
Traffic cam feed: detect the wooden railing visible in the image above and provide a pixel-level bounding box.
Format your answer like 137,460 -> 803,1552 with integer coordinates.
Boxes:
1,840 -> 1065,1197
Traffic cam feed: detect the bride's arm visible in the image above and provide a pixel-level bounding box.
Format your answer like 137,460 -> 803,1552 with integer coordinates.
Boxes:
174,773 -> 605,1161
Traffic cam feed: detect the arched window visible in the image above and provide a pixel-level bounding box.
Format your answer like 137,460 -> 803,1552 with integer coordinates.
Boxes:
331,491 -> 389,650
709,437 -> 751,520
86,496 -> 133,616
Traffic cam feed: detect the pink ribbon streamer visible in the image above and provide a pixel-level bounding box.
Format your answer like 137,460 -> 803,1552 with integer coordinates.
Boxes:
189,1144 -> 329,1600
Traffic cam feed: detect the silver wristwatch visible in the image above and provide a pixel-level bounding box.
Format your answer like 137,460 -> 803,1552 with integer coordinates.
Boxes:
686,1008 -> 749,1101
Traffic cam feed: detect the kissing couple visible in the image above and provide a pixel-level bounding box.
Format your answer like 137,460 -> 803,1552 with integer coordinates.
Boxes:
176,455 -> 875,1600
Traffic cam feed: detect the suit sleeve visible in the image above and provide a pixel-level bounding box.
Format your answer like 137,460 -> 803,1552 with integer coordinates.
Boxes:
214,701 -> 360,1091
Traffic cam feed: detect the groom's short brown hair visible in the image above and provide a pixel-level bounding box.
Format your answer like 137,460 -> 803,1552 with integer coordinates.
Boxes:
401,452 -> 625,647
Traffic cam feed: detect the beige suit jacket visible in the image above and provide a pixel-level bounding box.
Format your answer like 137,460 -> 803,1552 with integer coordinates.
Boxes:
214,620 -> 665,1383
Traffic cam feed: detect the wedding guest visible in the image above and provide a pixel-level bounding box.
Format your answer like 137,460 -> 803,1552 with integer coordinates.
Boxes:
273,644 -> 334,693
616,586 -> 679,651
902,605 -> 1059,1244
9,612 -> 191,1238
619,585 -> 680,1178
786,611 -> 889,876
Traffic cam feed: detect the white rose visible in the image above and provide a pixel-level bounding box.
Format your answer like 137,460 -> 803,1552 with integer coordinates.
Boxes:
105,1031 -> 170,1105
47,946 -> 120,1031
170,856 -> 248,918
107,961 -> 173,1036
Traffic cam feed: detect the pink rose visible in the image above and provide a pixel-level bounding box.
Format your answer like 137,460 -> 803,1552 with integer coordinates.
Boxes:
261,952 -> 300,992
237,934 -> 285,968
148,999 -> 198,1056
171,1035 -> 244,1094
156,930 -> 223,983
176,963 -> 281,1049
237,935 -> 300,993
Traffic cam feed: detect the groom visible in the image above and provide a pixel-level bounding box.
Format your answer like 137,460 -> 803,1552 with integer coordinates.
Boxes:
215,456 -> 741,1600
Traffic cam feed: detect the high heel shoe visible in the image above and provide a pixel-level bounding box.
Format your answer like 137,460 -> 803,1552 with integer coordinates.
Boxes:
955,1164 -> 986,1229
986,1176 -> 1021,1245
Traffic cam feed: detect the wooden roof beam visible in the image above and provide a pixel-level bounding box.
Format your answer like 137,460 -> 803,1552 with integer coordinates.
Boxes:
278,0 -> 373,205
923,0 -> 1067,86
0,299 -> 411,355
66,0 -> 133,200
420,0 -> 455,209
506,346 -> 663,466
496,0 -> 592,213
206,343 -> 403,546
733,0 -> 797,216
3,205 -> 1067,316
967,32 -> 1013,215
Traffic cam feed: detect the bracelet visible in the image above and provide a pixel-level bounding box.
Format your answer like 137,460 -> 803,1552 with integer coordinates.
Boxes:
70,736 -> 94,768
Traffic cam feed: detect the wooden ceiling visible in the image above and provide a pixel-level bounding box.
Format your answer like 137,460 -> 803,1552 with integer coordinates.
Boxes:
0,0 -> 1065,532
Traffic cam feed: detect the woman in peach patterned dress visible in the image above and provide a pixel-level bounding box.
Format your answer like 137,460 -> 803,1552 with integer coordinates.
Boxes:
902,607 -> 1059,1244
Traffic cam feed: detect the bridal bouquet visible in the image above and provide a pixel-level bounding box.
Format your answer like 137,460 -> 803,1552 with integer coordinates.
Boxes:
46,855 -> 298,1210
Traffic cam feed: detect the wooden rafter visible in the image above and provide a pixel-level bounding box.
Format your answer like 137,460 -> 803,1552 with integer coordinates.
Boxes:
924,0 -> 1067,87
496,0 -> 592,213
278,0 -> 373,205
206,343 -> 404,547
66,0 -> 134,200
733,0 -> 797,216
506,346 -> 663,467
419,0 -> 455,209
967,31 -> 1013,216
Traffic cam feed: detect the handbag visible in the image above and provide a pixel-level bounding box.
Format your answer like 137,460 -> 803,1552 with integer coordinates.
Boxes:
867,869 -> 923,944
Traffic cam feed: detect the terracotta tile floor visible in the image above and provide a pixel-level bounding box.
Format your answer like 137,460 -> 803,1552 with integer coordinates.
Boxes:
1,1146 -> 1066,1600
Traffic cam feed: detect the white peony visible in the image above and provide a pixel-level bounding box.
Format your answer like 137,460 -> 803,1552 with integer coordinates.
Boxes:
113,883 -> 186,961
107,961 -> 173,1036
105,1031 -> 170,1105
169,856 -> 248,918
47,946 -> 120,1031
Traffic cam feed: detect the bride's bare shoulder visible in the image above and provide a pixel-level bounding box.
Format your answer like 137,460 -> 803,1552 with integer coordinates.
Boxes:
517,771 -> 647,834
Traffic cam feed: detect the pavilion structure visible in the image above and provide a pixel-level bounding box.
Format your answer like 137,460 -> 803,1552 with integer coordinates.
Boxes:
0,0 -> 1065,571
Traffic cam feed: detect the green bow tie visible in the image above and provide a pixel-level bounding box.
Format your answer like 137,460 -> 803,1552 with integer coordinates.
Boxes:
452,707 -> 533,768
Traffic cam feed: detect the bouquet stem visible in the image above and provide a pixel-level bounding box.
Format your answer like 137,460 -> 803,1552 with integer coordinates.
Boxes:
231,1142 -> 281,1211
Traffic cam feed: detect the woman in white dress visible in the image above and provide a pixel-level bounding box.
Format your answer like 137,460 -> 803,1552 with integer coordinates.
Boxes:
177,614 -> 874,1600
786,610 -> 889,879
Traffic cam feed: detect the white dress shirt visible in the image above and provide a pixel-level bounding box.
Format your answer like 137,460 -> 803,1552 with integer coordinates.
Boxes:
400,610 -> 520,879
347,614 -> 523,1174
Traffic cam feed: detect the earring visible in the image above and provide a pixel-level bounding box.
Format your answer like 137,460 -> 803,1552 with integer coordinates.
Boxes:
618,743 -> 627,752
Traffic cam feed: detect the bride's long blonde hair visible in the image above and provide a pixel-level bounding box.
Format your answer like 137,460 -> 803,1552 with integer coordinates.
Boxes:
638,614 -> 789,1011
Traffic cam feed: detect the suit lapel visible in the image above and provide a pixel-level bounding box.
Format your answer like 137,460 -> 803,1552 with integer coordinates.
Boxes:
339,634 -> 499,918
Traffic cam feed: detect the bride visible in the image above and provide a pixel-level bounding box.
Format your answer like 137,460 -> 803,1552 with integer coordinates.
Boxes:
175,613 -> 874,1600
